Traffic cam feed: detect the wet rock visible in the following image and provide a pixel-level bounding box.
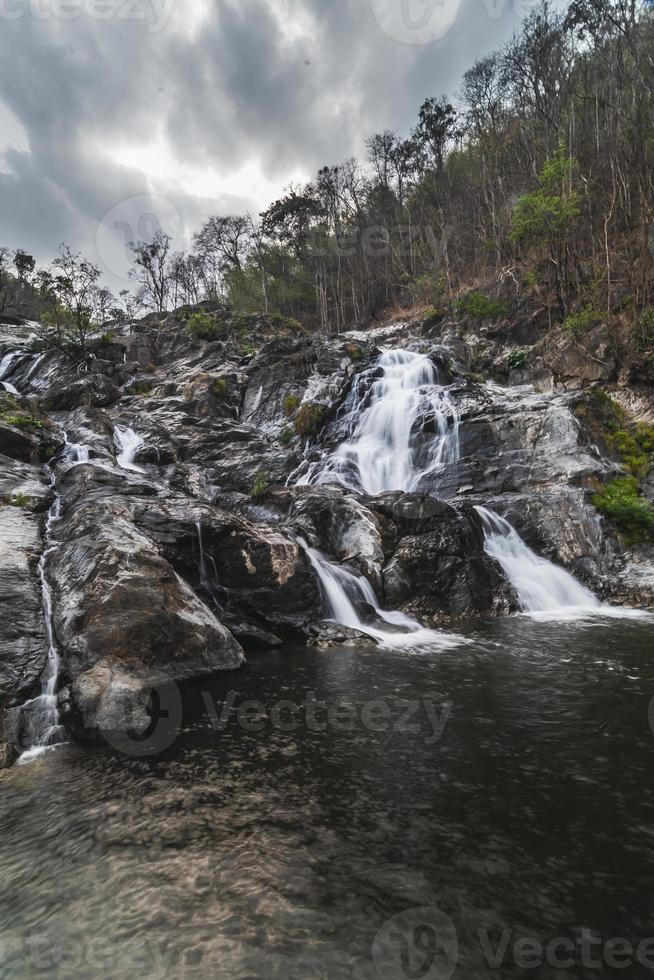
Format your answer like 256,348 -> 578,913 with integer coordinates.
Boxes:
0,504 -> 47,703
281,485 -> 386,590
65,658 -> 178,742
368,494 -> 510,618
306,622 -> 378,648
43,374 -> 122,411
47,501 -> 245,704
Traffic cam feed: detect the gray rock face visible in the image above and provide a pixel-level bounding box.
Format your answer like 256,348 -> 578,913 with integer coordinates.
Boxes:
0,505 -> 48,701
1,307 -> 652,763
367,493 -> 512,619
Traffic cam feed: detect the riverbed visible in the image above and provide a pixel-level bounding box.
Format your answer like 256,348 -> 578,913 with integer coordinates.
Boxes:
2,614 -> 654,979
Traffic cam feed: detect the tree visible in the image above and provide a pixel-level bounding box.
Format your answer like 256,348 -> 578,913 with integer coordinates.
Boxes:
511,147 -> 582,313
414,97 -> 460,172
129,230 -> 173,314
40,245 -> 113,352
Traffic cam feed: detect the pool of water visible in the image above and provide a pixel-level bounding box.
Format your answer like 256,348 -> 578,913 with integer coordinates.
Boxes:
2,615 -> 654,978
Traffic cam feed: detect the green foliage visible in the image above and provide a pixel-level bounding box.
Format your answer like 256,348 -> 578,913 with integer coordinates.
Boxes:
279,425 -> 294,446
0,393 -> 48,439
607,430 -> 650,478
127,380 -> 154,397
456,291 -> 507,319
511,146 -> 582,246
295,403 -> 324,438
423,306 -> 445,324
211,378 -> 228,399
283,394 -> 300,417
249,471 -> 271,499
187,312 -> 226,341
563,305 -> 603,336
6,492 -> 29,508
592,477 -> 654,543
344,342 -> 365,361
507,349 -> 528,370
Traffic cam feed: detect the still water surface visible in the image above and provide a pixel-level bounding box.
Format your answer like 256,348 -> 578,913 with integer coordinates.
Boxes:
2,615 -> 654,978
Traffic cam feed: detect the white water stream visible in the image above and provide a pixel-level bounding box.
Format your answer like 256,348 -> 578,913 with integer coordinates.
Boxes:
19,474 -> 65,762
301,348 -> 459,494
474,506 -> 600,615
114,426 -> 146,472
296,346 -> 644,628
300,540 -> 463,649
0,351 -> 24,394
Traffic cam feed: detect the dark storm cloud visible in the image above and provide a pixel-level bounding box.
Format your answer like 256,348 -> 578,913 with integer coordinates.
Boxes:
0,0 -> 529,288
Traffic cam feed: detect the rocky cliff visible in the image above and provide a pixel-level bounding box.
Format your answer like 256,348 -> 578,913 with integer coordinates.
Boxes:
1,306 -> 653,764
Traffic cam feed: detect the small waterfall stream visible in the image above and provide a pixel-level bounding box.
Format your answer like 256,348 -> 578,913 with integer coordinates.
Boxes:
302,348 -> 460,494
0,350 -> 24,395
475,506 -> 601,615
114,426 -> 146,472
300,540 -> 463,649
19,473 -> 65,762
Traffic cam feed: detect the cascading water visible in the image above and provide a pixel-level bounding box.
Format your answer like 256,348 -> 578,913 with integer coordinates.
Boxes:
475,506 -> 602,615
0,351 -> 24,395
19,472 -> 66,763
300,348 -> 460,494
300,539 -> 464,650
114,426 -> 146,473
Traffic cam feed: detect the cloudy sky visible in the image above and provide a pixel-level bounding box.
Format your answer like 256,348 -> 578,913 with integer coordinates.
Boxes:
0,0 -> 534,292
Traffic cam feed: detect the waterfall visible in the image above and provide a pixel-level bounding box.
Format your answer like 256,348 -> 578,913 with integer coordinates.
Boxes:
300,540 -> 464,650
19,473 -> 66,763
475,506 -> 601,614
63,434 -> 90,465
114,426 -> 146,473
0,351 -> 24,394
301,348 -> 460,494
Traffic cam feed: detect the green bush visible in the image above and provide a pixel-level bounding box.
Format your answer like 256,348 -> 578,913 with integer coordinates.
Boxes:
344,342 -> 365,361
249,471 -> 271,499
6,493 -> 29,508
507,350 -> 528,370
607,430 -> 650,478
592,477 -> 654,542
283,394 -> 300,417
187,312 -> 225,341
563,305 -> 602,336
1,412 -> 42,430
456,291 -> 507,320
295,403 -> 324,438
127,380 -> 154,397
279,425 -> 294,446
211,379 -> 228,400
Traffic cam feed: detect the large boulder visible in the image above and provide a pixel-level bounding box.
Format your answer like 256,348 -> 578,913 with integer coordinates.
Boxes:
367,492 -> 511,620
